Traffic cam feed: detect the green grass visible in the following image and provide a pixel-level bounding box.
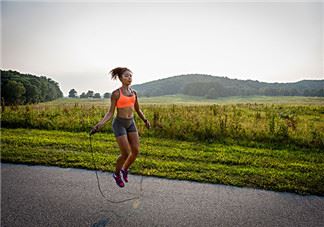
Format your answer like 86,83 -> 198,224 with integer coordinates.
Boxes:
2,96 -> 323,195
3,100 -> 324,150
2,128 -> 324,195
137,94 -> 324,105
48,95 -> 324,106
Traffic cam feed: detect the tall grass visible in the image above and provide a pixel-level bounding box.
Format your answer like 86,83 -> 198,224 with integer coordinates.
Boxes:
1,101 -> 323,150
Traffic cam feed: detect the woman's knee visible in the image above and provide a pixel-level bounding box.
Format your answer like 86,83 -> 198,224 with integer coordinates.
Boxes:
119,152 -> 129,160
131,146 -> 140,156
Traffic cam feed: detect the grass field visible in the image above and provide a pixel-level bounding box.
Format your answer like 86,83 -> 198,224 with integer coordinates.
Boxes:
2,96 -> 323,149
37,95 -> 324,106
2,128 -> 324,195
1,95 -> 324,195
137,94 -> 324,105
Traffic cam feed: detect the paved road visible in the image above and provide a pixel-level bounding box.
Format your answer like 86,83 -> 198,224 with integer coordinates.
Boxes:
1,163 -> 324,227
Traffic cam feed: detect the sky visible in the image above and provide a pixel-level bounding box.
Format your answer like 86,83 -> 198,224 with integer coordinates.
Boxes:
1,0 -> 323,97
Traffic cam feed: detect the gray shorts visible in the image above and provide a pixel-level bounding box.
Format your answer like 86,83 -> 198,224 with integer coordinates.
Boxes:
112,116 -> 138,137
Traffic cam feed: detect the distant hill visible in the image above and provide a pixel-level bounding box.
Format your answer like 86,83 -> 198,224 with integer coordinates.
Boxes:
131,74 -> 324,98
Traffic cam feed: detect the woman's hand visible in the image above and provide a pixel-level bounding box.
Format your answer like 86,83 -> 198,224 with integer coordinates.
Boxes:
144,119 -> 151,129
89,125 -> 98,135
90,123 -> 103,135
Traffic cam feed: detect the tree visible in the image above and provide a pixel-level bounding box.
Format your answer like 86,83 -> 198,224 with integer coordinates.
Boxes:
39,77 -> 48,102
69,89 -> 78,98
80,92 -> 87,98
103,92 -> 111,98
86,90 -> 94,98
2,80 -> 26,105
93,93 -> 101,98
1,69 -> 63,104
24,83 -> 40,103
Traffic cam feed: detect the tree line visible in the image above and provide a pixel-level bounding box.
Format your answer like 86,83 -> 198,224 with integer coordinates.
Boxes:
68,89 -> 111,99
1,69 -> 63,105
182,82 -> 324,99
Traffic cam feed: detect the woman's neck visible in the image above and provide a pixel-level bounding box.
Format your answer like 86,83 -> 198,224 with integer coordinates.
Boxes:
121,85 -> 130,90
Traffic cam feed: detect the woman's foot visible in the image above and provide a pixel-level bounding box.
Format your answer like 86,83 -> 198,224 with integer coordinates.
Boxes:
112,173 -> 124,188
121,169 -> 128,183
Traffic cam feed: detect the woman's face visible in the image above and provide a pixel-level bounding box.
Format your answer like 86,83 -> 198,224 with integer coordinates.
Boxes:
120,70 -> 133,85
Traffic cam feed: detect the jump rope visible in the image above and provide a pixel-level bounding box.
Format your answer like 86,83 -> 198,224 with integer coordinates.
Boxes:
88,131 -> 146,204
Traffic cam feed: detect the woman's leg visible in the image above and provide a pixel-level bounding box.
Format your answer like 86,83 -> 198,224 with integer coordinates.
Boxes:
115,135 -> 131,175
123,131 -> 140,170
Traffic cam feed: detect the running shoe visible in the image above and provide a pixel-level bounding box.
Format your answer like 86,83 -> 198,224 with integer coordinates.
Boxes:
121,169 -> 128,183
112,173 -> 124,188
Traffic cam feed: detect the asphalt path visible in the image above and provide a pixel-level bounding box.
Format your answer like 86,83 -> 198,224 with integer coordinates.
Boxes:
1,163 -> 324,227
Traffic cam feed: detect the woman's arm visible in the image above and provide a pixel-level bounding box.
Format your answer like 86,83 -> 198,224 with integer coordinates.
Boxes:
92,91 -> 117,132
133,90 -> 147,122
133,90 -> 151,129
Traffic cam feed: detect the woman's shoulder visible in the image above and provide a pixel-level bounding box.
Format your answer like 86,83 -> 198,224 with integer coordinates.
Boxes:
130,88 -> 137,96
111,89 -> 120,98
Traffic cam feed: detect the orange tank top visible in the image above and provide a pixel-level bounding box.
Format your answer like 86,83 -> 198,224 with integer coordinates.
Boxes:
115,88 -> 136,108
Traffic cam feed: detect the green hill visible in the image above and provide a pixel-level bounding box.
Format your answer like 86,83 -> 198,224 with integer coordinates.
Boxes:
131,74 -> 324,98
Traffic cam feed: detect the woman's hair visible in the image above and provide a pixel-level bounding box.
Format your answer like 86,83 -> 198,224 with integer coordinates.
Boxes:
109,67 -> 132,80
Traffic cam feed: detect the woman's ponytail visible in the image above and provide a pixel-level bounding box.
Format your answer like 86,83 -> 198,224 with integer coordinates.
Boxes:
109,67 -> 132,80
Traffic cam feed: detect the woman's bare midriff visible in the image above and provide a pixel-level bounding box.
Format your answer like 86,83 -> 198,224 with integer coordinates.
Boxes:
117,106 -> 135,119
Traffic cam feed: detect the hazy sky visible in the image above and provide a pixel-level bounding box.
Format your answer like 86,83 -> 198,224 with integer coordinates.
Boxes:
1,0 -> 323,96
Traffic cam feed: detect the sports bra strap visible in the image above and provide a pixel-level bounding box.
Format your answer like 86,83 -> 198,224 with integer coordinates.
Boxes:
120,87 -> 134,97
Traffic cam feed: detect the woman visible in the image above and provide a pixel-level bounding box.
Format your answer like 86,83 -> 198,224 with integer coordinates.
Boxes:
90,67 -> 151,188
